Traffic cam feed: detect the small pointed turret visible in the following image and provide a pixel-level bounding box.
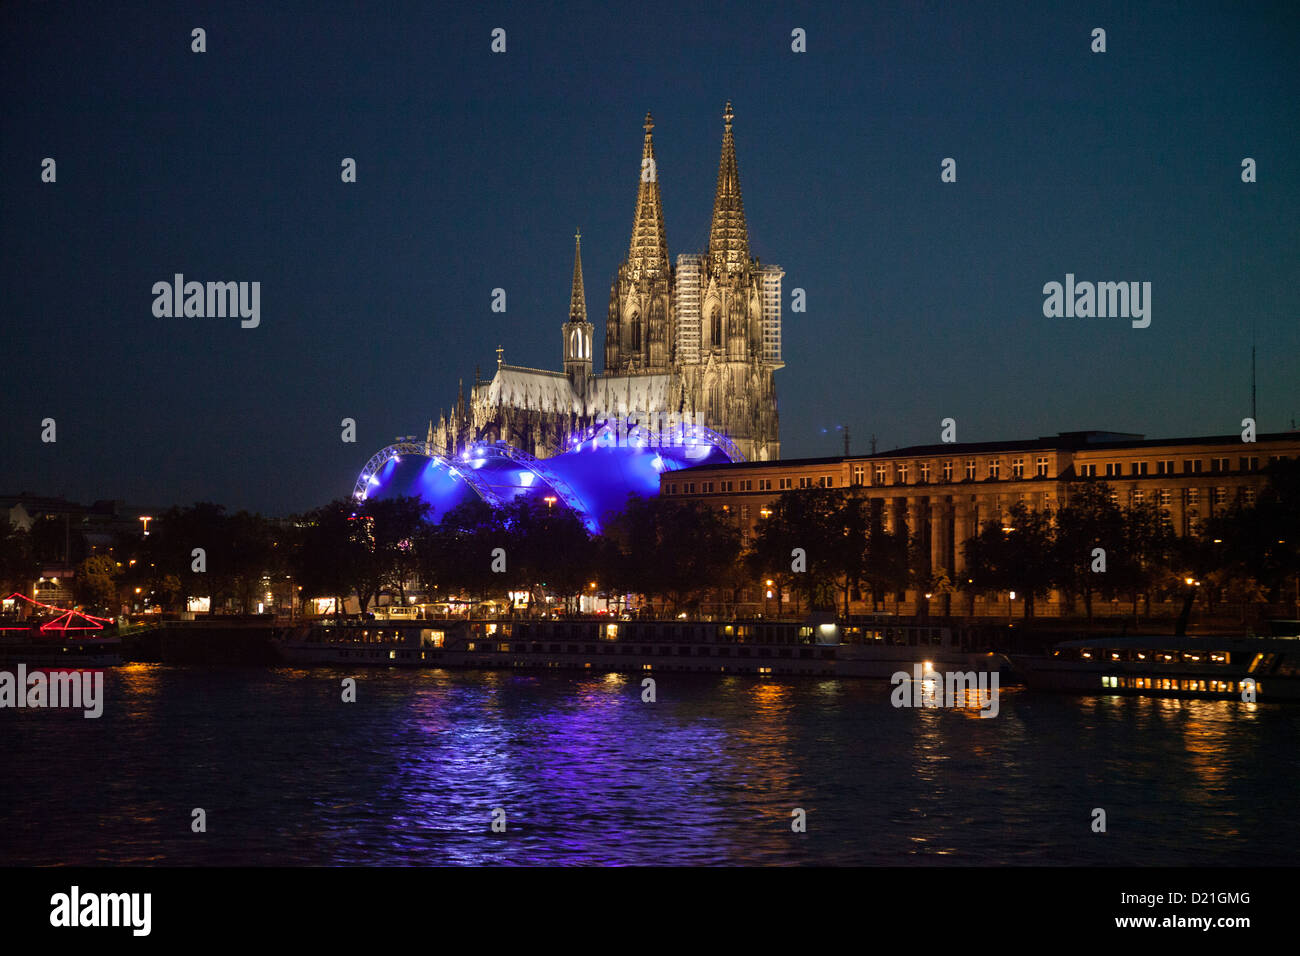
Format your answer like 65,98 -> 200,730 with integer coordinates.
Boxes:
626,112 -> 670,278
708,101 -> 750,272
564,229 -> 594,395
569,230 -> 588,323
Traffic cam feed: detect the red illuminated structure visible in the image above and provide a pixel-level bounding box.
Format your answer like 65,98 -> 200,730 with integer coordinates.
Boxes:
3,592 -> 115,632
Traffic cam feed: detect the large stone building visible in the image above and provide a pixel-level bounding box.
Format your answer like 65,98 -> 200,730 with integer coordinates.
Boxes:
429,104 -> 784,463
661,430 -> 1300,615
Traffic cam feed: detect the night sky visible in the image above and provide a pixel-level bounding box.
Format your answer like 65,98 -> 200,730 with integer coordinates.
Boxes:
3,1 -> 1297,516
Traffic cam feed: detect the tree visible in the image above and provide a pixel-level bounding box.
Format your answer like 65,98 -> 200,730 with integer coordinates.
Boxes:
28,512 -> 86,568
72,554 -> 119,612
494,498 -> 596,613
603,495 -> 739,616
1115,500 -> 1176,622
1054,482 -> 1125,622
961,503 -> 1055,618
150,503 -> 229,610
421,499 -> 509,611
1203,458 -> 1300,605
747,487 -> 845,613
362,495 -> 432,608
0,525 -> 38,597
862,509 -> 911,610
294,500 -> 370,615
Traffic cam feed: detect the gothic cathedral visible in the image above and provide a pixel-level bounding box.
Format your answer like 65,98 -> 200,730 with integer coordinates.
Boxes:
431,103 -> 784,462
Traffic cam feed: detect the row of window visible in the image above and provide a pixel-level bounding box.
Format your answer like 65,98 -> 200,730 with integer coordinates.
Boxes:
670,476 -> 1258,512
667,454 -> 1289,496
1101,676 -> 1248,693
670,481 -> 1256,509
1115,487 -> 1254,508
852,457 -> 1056,485
670,475 -> 834,495
1080,456 -> 1260,478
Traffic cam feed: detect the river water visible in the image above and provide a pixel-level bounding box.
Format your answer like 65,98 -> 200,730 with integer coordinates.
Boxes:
2,664 -> 1296,865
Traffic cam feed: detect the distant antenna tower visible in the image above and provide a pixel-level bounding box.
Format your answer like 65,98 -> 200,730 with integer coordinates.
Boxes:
843,426 -> 850,457
1251,342 -> 1257,424
870,433 -> 878,455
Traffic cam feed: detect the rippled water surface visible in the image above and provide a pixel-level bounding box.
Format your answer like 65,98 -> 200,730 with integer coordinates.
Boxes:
2,665 -> 1297,865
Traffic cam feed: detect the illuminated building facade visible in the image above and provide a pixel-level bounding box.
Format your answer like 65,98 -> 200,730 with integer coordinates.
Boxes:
662,430 -> 1300,613
429,103 -> 783,464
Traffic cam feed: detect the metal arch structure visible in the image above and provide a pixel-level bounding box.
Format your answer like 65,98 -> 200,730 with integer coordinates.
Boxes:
352,418 -> 747,532
352,443 -> 427,501
472,440 -> 599,532
679,422 -> 745,463
572,418 -> 746,464
352,443 -> 504,507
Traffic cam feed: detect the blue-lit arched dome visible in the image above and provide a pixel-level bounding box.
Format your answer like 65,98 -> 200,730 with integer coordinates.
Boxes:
353,419 -> 742,532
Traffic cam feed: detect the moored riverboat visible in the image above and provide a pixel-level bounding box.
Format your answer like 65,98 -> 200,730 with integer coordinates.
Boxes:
0,627 -> 123,668
275,616 -> 1007,679
1012,634 -> 1300,701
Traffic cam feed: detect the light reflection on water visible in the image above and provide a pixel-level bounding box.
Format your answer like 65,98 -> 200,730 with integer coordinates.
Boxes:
1,665 -> 1296,865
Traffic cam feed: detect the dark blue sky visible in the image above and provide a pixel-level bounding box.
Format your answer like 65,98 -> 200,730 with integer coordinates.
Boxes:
3,1 -> 1297,515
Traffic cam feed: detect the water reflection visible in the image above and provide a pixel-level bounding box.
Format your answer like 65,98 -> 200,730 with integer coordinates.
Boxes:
1,666 -> 1296,865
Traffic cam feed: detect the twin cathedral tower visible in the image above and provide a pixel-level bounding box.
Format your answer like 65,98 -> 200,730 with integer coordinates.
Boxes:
430,103 -> 784,463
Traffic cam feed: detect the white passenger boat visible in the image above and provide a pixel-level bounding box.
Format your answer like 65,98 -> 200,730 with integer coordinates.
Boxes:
1012,634 -> 1300,701
274,616 -> 1006,679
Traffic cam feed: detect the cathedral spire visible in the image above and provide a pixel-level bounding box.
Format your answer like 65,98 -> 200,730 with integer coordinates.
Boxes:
626,112 -> 669,277
708,101 -> 750,272
569,229 -> 588,323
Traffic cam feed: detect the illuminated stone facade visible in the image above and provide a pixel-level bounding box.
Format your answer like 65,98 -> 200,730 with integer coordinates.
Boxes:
662,430 -> 1300,615
431,104 -> 783,463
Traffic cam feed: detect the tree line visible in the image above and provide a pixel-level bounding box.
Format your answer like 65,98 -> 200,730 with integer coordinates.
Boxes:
1,459 -> 1295,622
